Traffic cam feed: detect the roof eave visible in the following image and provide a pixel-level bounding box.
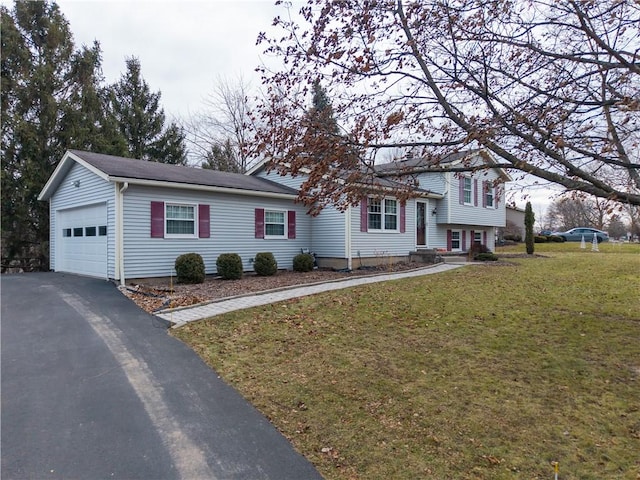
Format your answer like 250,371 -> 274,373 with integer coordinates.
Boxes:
107,176 -> 298,199
38,150 -> 110,201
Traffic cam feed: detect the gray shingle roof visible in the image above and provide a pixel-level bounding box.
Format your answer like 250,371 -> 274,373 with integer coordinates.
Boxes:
375,150 -> 481,174
70,150 -> 298,196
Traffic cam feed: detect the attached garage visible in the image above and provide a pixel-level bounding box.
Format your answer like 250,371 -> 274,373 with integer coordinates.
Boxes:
56,203 -> 108,278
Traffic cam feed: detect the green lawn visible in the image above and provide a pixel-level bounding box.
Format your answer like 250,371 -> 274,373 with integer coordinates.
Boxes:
173,243 -> 640,479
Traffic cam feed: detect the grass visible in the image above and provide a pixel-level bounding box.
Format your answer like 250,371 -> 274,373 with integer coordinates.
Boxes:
173,243 -> 640,479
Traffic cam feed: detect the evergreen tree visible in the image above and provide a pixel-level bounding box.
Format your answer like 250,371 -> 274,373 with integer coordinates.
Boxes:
1,1 -> 118,269
109,57 -> 187,164
525,201 -> 535,255
201,138 -> 240,172
148,121 -> 188,165
307,79 -> 339,135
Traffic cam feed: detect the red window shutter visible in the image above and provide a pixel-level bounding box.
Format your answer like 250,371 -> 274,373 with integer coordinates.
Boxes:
447,229 -> 452,251
360,198 -> 368,232
496,186 -> 501,206
288,210 -> 296,239
482,181 -> 487,208
150,201 -> 164,238
198,204 -> 210,238
474,179 -> 478,206
462,230 -> 467,250
400,202 -> 406,233
483,231 -> 487,245
471,230 -> 475,246
255,208 -> 264,239
459,177 -> 464,205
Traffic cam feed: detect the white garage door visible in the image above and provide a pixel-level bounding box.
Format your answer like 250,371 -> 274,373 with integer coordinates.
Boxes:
57,203 -> 108,278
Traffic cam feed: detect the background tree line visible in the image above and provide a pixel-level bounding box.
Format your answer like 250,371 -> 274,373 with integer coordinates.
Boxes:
1,1 -> 187,270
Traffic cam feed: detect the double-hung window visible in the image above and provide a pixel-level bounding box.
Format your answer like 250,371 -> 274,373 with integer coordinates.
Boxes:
463,177 -> 472,205
368,197 -> 398,232
451,230 -> 461,250
166,204 -> 196,237
264,210 -> 286,238
485,185 -> 495,208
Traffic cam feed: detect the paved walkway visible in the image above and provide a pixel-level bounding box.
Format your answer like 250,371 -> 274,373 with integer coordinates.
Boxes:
160,262 -> 467,327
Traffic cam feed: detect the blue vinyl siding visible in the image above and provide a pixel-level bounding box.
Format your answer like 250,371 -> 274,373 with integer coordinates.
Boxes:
311,205 -> 346,257
122,185 -> 310,278
349,200 -> 416,258
49,163 -> 115,277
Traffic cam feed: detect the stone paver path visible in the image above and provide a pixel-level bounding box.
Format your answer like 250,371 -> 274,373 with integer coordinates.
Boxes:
161,262 -> 466,327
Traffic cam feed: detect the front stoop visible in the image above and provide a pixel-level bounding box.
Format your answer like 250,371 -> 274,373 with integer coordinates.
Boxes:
411,249 -> 470,264
410,250 -> 444,264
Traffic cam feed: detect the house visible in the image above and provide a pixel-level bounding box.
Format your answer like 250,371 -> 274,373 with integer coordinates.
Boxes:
498,206 -> 526,242
249,150 -> 510,269
38,149 -> 510,283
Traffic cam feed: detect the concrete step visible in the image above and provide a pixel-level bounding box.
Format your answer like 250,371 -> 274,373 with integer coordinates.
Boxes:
442,255 -> 468,263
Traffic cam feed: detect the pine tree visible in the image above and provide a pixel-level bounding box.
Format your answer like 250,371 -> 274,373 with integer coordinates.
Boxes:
307,79 -> 339,135
525,201 -> 535,255
1,1 -> 118,269
109,57 -> 187,164
201,138 -> 240,172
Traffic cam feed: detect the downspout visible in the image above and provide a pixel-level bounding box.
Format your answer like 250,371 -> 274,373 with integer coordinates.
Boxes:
345,206 -> 352,271
116,182 -> 129,285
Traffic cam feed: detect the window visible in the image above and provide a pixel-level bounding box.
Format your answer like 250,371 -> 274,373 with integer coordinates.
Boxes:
165,204 -> 195,237
474,231 -> 482,244
265,210 -> 286,238
63,228 -> 72,237
368,197 -> 398,232
85,226 -> 96,237
451,230 -> 461,250
485,184 -> 494,208
463,177 -> 472,204
98,225 -> 107,236
368,199 -> 382,230
73,227 -> 83,237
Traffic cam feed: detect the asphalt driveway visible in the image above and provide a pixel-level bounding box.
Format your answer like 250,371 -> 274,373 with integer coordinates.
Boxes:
1,272 -> 321,480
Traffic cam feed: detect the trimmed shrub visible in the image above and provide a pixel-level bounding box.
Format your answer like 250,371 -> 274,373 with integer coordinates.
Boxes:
549,235 -> 565,242
474,252 -> 498,262
254,252 -> 278,276
534,235 -> 548,243
293,253 -> 314,272
175,253 -> 205,284
504,233 -> 522,242
216,253 -> 243,280
469,241 -> 490,256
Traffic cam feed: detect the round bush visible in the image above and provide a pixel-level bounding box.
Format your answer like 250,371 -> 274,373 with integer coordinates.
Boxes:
293,253 -> 314,272
175,253 -> 205,284
216,253 -> 243,280
474,252 -> 498,261
549,235 -> 565,242
534,235 -> 548,243
254,252 -> 277,276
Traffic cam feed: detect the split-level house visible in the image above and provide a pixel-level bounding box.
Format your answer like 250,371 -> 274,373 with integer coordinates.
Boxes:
38,149 -> 510,282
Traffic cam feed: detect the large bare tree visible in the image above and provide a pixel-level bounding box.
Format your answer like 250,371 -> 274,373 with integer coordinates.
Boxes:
184,75 -> 257,172
252,0 -> 640,210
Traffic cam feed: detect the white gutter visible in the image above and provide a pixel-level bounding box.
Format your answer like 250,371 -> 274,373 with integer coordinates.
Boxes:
107,176 -> 297,200
345,206 -> 352,271
116,181 -> 129,285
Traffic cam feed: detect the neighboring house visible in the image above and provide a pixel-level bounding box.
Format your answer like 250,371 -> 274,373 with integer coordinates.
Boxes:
39,149 -> 510,282
498,206 -> 526,242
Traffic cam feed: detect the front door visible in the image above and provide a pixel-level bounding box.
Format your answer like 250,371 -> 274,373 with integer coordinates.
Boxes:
416,201 -> 426,247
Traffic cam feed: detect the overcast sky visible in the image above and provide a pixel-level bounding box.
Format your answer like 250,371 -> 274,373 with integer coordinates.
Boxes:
53,0 -> 290,120
4,0 -> 555,212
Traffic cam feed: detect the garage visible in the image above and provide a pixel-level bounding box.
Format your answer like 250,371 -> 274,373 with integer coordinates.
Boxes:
57,203 -> 108,278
